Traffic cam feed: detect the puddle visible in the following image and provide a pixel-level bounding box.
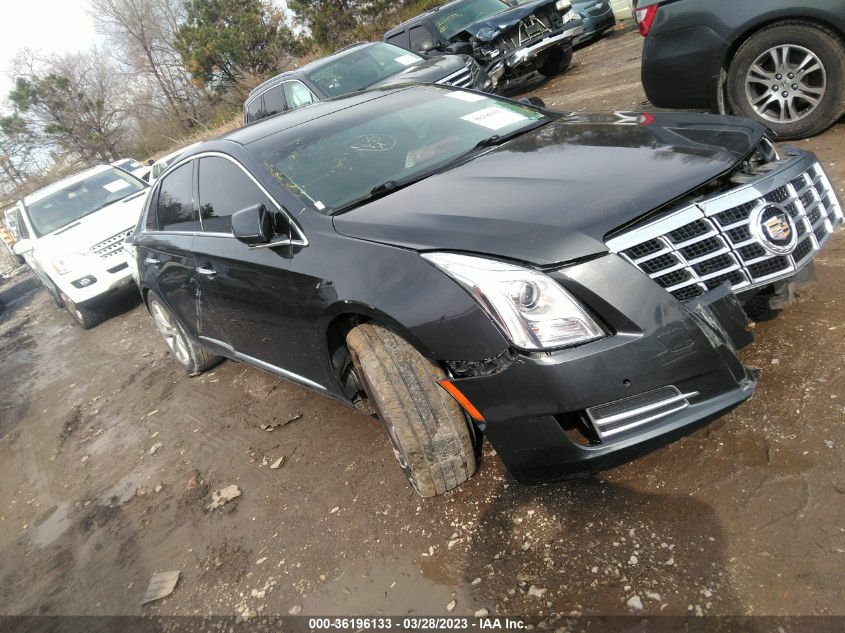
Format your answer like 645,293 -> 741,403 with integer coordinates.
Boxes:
419,552 -> 466,586
31,503 -> 71,547
99,471 -> 147,506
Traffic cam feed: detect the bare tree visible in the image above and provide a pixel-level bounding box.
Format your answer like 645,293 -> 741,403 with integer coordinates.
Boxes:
89,0 -> 204,130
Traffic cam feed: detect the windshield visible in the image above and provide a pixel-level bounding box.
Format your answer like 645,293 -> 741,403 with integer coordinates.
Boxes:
25,168 -> 145,236
433,0 -> 510,38
305,43 -> 425,98
252,87 -> 547,214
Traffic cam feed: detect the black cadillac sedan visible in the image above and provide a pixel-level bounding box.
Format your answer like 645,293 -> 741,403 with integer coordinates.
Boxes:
126,85 -> 843,497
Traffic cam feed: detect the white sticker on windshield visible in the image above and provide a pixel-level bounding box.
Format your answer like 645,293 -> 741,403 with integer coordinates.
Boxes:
314,201 -> 326,210
461,107 -> 528,130
103,179 -> 131,193
394,55 -> 419,66
445,91 -> 486,103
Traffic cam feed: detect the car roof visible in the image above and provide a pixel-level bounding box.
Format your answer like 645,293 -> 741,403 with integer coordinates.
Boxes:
23,164 -> 113,206
227,86 -> 412,147
153,142 -> 203,166
246,42 -> 388,101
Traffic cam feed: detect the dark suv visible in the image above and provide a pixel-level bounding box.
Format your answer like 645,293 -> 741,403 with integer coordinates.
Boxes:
128,85 -> 842,498
244,42 -> 490,123
384,0 -> 583,90
638,0 -> 845,139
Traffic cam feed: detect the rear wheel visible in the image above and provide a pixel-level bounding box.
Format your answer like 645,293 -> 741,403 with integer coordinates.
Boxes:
346,323 -> 478,497
59,292 -> 104,329
539,45 -> 573,78
147,291 -> 220,374
727,22 -> 845,139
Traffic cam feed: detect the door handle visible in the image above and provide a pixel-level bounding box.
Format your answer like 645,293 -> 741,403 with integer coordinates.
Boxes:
196,266 -> 217,276
145,256 -> 162,265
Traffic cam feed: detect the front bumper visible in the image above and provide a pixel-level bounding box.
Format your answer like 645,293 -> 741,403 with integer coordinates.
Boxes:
52,253 -> 134,305
450,254 -> 757,484
572,8 -> 616,44
484,22 -> 584,81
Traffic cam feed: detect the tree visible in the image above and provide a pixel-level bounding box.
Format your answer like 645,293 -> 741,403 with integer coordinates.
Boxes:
8,51 -> 129,164
89,0 -> 204,131
288,0 -> 360,49
175,0 -> 303,98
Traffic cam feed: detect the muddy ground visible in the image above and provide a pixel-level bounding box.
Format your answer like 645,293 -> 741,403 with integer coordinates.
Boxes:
1,23 -> 844,622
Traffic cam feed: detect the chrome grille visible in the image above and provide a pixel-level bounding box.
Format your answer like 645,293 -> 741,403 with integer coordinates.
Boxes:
437,59 -> 478,88
91,228 -> 133,259
586,386 -> 698,440
607,160 -> 843,302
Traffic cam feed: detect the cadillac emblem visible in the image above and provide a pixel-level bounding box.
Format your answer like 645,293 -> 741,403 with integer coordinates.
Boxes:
750,203 -> 797,255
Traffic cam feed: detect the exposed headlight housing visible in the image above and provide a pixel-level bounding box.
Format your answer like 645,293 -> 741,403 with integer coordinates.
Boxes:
561,9 -> 578,22
422,253 -> 605,351
475,26 -> 500,41
555,0 -> 571,10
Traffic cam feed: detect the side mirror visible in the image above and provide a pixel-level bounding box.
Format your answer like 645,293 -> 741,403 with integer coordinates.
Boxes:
417,38 -> 439,53
12,239 -> 33,255
520,96 -> 546,108
146,159 -> 155,166
232,204 -> 274,245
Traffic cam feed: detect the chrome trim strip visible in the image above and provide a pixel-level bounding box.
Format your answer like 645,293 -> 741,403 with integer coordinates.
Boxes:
199,335 -> 326,391
508,27 -> 584,65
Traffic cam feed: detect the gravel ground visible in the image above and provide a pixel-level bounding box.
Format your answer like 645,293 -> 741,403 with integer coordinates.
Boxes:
1,23 -> 844,622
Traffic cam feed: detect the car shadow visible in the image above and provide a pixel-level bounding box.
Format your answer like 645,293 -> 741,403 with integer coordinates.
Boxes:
460,473 -> 745,621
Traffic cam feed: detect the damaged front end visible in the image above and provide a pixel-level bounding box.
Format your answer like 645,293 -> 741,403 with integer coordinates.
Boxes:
460,0 -> 584,87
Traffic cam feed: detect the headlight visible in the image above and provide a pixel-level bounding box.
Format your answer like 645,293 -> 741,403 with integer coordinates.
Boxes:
51,253 -> 88,275
555,0 -> 571,11
422,253 -> 605,351
562,9 -> 578,22
475,26 -> 500,41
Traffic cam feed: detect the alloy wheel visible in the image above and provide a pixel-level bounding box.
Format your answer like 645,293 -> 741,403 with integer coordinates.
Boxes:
150,301 -> 190,366
744,44 -> 827,123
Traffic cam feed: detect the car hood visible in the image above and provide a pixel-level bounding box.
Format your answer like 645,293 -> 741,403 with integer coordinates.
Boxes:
372,55 -> 468,86
460,0 -> 559,40
34,190 -> 149,256
332,112 -> 766,266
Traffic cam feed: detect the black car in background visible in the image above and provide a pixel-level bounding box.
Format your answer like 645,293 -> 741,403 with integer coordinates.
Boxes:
638,0 -> 845,139
384,0 -> 583,90
128,85 -> 842,497
244,42 -> 491,123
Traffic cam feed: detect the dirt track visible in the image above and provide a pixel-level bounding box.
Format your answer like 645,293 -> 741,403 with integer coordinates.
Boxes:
1,23 -> 844,620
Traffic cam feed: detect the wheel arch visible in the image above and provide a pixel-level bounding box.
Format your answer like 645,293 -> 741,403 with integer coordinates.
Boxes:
323,303 -> 439,398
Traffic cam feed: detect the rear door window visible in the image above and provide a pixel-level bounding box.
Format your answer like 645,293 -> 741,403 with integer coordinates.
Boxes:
156,163 -> 200,231
262,86 -> 286,117
198,157 -> 274,234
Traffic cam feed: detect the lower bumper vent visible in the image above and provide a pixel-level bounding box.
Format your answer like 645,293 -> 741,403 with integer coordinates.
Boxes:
586,386 -> 698,440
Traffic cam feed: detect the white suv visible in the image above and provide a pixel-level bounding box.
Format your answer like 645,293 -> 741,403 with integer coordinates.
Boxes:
12,165 -> 149,328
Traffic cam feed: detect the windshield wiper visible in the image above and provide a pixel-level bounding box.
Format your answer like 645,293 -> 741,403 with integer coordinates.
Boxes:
332,178 -> 420,215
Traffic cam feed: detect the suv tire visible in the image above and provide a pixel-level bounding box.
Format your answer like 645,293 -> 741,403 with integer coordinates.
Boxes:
346,323 -> 478,497
147,291 -> 221,374
60,292 -> 104,329
539,45 -> 573,78
727,22 -> 845,140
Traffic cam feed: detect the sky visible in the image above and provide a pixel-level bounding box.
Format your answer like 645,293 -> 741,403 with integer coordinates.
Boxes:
0,0 -> 100,104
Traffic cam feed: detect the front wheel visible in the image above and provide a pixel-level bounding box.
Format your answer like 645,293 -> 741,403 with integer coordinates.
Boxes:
538,45 -> 573,78
727,22 -> 845,139
147,291 -> 220,374
59,292 -> 104,329
346,323 -> 478,497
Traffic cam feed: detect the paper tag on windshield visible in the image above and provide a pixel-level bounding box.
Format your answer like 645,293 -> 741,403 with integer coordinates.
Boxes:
103,179 -> 131,193
445,91 -> 486,103
394,55 -> 418,66
461,107 -> 528,130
